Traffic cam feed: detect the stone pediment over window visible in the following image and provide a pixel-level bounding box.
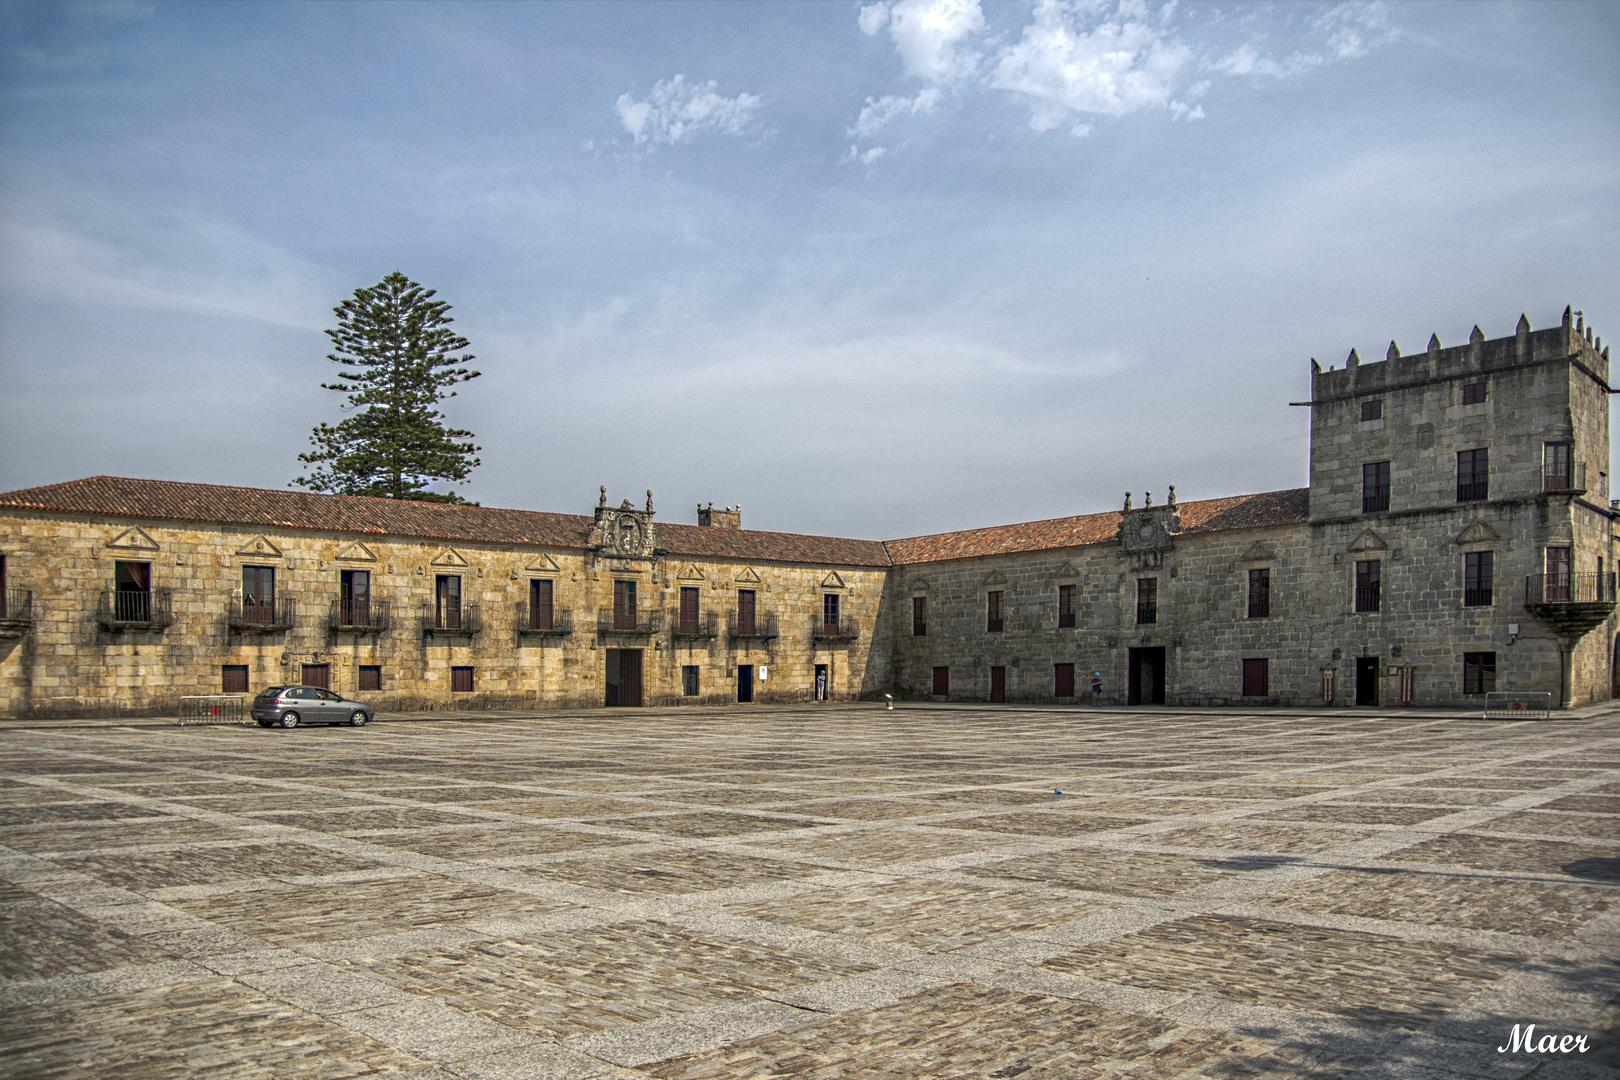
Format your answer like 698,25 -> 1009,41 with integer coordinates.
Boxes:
909,577 -> 930,594
1455,519 -> 1500,546
234,535 -> 281,559
107,526 -> 160,552
335,541 -> 376,562
429,548 -> 469,568
1053,562 -> 1079,580
1347,529 -> 1388,553
982,570 -> 1007,586
735,566 -> 762,584
676,563 -> 705,581
526,554 -> 563,574
821,571 -> 846,589
1240,541 -> 1275,562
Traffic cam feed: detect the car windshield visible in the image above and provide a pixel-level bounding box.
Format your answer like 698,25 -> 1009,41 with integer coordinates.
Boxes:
254,687 -> 288,701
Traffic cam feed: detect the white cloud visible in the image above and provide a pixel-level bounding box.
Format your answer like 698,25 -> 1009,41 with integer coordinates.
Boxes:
1212,43 -> 1323,79
1314,1 -> 1395,58
615,75 -> 762,145
841,145 -> 889,165
884,0 -> 985,84
858,2 -> 890,37
848,86 -> 941,138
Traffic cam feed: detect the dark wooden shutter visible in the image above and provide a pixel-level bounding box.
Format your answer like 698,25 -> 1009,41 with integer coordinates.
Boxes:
680,587 -> 699,634
615,581 -> 636,629
531,579 -> 553,630
221,666 -> 248,693
358,666 -> 381,691
989,666 -> 1005,703
451,666 -> 474,693
824,593 -> 839,634
737,589 -> 756,635
302,664 -> 330,690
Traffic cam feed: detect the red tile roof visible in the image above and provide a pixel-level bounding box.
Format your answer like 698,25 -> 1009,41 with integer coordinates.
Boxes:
883,488 -> 1309,565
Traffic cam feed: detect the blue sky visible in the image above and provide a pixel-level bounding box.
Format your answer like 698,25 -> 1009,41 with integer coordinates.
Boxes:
1,0 -> 1616,538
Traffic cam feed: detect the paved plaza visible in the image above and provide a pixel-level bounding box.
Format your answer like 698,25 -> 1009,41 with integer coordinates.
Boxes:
0,705 -> 1616,1079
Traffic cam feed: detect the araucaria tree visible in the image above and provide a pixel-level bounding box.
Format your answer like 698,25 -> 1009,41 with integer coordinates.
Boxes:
295,272 -> 482,503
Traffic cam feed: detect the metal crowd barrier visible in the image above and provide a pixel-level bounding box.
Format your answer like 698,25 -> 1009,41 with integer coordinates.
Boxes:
177,695 -> 248,725
1484,692 -> 1552,721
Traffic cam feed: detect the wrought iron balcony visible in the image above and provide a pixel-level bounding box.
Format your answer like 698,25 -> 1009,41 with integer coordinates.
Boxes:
597,608 -> 662,636
229,596 -> 295,633
671,609 -> 718,639
1456,480 -> 1489,502
1463,586 -> 1493,607
0,589 -> 32,639
1355,584 -> 1381,613
728,610 -> 778,641
1362,486 -> 1390,513
518,605 -> 573,638
1543,461 -> 1587,493
422,602 -> 481,638
1135,602 -> 1157,625
97,589 -> 174,632
812,615 -> 859,642
329,598 -> 389,633
1525,572 -> 1615,639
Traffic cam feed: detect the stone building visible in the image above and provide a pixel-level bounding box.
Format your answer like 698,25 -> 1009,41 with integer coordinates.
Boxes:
0,308 -> 1612,715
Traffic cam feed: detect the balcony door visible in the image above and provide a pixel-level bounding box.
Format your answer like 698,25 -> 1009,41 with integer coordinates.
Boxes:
114,560 -> 151,621
243,566 -> 275,622
737,589 -> 756,636
340,570 -> 370,626
614,580 -> 637,630
436,574 -> 461,629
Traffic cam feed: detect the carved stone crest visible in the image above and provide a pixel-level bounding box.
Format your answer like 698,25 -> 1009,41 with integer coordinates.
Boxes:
1118,506 -> 1180,555
588,487 -> 659,559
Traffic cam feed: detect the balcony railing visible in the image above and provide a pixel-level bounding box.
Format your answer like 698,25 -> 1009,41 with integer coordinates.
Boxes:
812,616 -> 859,642
597,608 -> 662,635
1135,602 -> 1157,625
1543,461 -> 1587,493
671,609 -> 718,639
422,602 -> 481,638
0,589 -> 32,638
97,589 -> 174,631
1525,573 -> 1615,605
229,596 -> 296,633
1463,586 -> 1493,607
1355,584 -> 1381,613
1058,611 -> 1075,628
728,610 -> 778,641
518,605 -> 573,638
987,615 -> 1004,632
1362,486 -> 1390,513
1456,480 -> 1489,502
330,598 -> 389,633
1248,594 -> 1270,618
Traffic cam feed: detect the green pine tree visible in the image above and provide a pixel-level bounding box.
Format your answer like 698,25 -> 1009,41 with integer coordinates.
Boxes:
294,272 -> 482,503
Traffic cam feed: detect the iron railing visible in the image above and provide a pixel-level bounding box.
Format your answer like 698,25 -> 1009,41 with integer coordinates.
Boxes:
728,610 -> 778,641
1525,572 -> 1615,605
422,601 -> 481,637
987,615 -> 1004,632
812,616 -> 859,642
671,609 -> 718,639
97,589 -> 174,631
1135,602 -> 1157,625
178,696 -> 248,725
518,605 -> 573,637
0,589 -> 32,637
330,598 -> 389,632
229,596 -> 296,633
1248,592 -> 1270,618
1543,461 -> 1586,493
1355,584 -> 1381,612
1456,480 -> 1489,502
1362,486 -> 1390,513
1463,586 -> 1493,607
597,608 -> 662,635
1484,692 -> 1552,720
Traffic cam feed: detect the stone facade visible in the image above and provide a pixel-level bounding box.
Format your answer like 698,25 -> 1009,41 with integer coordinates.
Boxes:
0,308 -> 1613,716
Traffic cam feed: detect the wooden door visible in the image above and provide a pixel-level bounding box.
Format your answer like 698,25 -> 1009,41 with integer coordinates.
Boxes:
737,664 -> 753,703
989,666 -> 1005,703
1054,663 -> 1074,698
621,650 -> 643,706
301,663 -> 330,689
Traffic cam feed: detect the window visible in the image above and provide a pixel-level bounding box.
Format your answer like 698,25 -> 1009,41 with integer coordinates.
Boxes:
986,590 -> 1004,632
113,560 -> 152,621
682,665 -> 699,696
1355,560 -> 1381,612
1058,584 -> 1075,628
1464,551 -> 1493,606
823,593 -> 840,634
1360,399 -> 1382,422
679,586 -> 700,635
912,596 -> 927,636
1461,380 -> 1487,405
435,574 -> 462,630
529,579 -> 554,631
613,580 -> 636,630
1362,461 -> 1390,513
1544,442 -> 1571,490
932,666 -> 949,697
340,569 -> 370,625
737,589 -> 757,636
1463,652 -> 1496,695
1054,663 -> 1075,698
1,553 -> 8,614
451,666 -> 474,693
1136,578 -> 1157,624
1456,448 -> 1489,502
1242,658 -> 1269,698
221,665 -> 248,693
358,665 -> 382,692
1544,547 -> 1571,602
1247,568 -> 1270,618
243,565 -> 275,620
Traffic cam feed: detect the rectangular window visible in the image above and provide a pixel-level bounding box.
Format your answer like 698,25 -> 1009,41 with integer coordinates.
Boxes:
1355,560 -> 1381,612
1136,578 -> 1157,624
1362,461 -> 1390,513
1058,584 -> 1075,628
823,593 -> 840,634
986,590 -> 1004,632
1464,551 -> 1493,606
1242,658 -> 1269,698
340,569 -> 371,625
1360,399 -> 1382,421
932,666 -> 949,697
912,595 -> 926,636
113,560 -> 152,621
1247,568 -> 1270,618
1544,442 -> 1571,490
221,665 -> 249,694
435,574 -> 462,630
1456,448 -> 1489,502
1545,547 -> 1571,601
1461,380 -> 1487,405
451,666 -> 474,693
529,579 -> 554,631
613,580 -> 636,629
358,665 -> 382,692
737,589 -> 756,636
241,565 -> 276,626
682,665 -> 699,696
679,586 -> 699,634
1054,663 -> 1075,698
1463,652 -> 1496,695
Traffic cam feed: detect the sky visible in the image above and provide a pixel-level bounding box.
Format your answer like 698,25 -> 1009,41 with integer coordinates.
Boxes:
0,0 -> 1616,540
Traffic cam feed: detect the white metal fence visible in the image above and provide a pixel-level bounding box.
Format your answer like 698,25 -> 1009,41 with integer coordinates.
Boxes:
1484,692 -> 1553,720
177,695 -> 248,725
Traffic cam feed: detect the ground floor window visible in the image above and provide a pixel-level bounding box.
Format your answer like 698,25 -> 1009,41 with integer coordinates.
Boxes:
932,666 -> 949,697
451,666 -> 474,693
1054,663 -> 1075,697
358,665 -> 381,692
683,665 -> 699,696
1463,652 -> 1496,695
221,665 -> 248,694
1242,658 -> 1269,697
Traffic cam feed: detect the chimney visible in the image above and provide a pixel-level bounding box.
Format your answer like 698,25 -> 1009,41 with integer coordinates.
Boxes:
697,502 -> 741,529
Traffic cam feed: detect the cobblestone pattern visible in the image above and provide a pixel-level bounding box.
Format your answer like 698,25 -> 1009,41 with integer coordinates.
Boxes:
0,705 -> 1616,1079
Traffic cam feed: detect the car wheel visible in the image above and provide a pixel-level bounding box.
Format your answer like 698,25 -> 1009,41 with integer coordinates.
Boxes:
279,711 -> 300,729
349,710 -> 368,727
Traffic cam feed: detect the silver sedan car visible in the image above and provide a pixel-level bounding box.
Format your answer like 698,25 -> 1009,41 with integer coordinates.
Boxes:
251,686 -> 373,728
